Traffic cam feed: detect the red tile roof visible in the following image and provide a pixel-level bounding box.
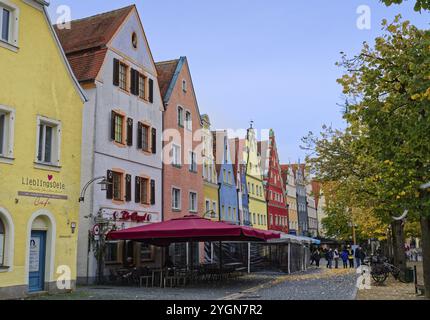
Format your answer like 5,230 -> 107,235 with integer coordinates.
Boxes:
155,60 -> 180,99
54,5 -> 134,82
66,48 -> 108,83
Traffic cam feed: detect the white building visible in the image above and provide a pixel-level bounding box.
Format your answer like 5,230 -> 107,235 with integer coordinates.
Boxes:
55,5 -> 164,284
306,183 -> 318,238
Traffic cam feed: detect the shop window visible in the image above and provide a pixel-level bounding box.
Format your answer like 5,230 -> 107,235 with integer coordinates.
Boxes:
140,243 -> 154,262
105,242 -> 119,264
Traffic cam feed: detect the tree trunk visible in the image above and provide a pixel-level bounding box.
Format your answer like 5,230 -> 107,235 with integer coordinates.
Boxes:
391,220 -> 406,272
420,216 -> 430,298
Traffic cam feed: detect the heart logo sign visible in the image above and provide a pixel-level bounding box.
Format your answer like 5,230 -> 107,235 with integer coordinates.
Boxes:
48,175 -> 53,181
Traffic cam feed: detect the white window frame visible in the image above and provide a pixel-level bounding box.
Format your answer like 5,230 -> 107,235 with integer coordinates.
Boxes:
177,106 -> 184,127
189,191 -> 197,213
172,187 -> 181,210
172,143 -> 181,167
0,105 -> 14,162
212,201 -> 217,215
0,0 -> 19,51
185,110 -> 192,131
35,116 -> 62,168
0,208 -> 14,272
189,150 -> 197,172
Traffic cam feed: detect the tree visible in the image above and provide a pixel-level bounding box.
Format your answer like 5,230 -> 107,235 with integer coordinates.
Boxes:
337,16 -> 430,296
381,0 -> 430,11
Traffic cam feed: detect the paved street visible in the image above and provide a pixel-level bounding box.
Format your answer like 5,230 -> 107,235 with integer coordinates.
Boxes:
29,266 -> 358,300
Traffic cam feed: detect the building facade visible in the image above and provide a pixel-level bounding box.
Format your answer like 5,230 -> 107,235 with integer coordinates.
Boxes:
312,181 -> 326,237
243,127 -> 267,230
306,183 -> 318,238
0,0 -> 86,298
157,57 -> 204,266
261,130 -> 289,233
281,165 -> 299,235
201,115 -> 219,220
213,131 -> 239,224
56,5 -> 164,284
231,138 -> 250,226
295,164 -> 309,236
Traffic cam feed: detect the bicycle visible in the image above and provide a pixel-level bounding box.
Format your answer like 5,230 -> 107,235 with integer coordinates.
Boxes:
362,255 -> 408,284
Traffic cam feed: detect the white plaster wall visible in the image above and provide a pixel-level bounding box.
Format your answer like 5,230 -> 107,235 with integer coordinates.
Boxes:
76,11 -> 163,282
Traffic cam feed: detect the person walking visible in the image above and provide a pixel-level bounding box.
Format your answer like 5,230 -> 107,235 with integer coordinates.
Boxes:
341,248 -> 348,268
347,245 -> 354,268
355,246 -> 362,268
333,248 -> 340,269
313,249 -> 321,267
310,249 -> 316,266
325,248 -> 334,268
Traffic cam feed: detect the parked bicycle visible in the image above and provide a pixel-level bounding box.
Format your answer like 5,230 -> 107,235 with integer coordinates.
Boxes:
362,255 -> 407,284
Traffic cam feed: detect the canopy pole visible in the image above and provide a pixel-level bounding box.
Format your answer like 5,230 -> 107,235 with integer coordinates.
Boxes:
186,242 -> 190,271
219,241 -> 223,274
248,242 -> 251,274
211,242 -> 214,263
288,242 -> 291,274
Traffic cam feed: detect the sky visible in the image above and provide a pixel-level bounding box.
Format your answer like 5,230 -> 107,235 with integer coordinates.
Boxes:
48,0 -> 428,164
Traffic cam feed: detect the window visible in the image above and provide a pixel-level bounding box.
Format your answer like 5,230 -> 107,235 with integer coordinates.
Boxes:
203,163 -> 207,179
205,200 -> 210,214
172,188 -> 181,210
36,117 -> 61,165
223,169 -> 226,182
105,242 -> 119,264
212,201 -> 217,214
0,218 -> 4,266
172,144 -> 181,167
185,111 -> 192,130
140,177 -> 149,205
189,192 -> 197,213
141,123 -> 150,152
113,112 -> 124,144
1,7 -> 9,42
141,243 -> 154,262
177,106 -> 184,127
228,171 -> 232,185
182,79 -> 187,92
222,205 -> 225,219
139,74 -> 146,99
119,63 -> 128,91
112,171 -> 123,201
0,106 -> 13,158
189,151 -> 197,172
131,32 -> 138,49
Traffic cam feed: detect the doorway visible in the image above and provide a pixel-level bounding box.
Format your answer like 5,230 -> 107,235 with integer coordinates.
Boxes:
28,230 -> 47,292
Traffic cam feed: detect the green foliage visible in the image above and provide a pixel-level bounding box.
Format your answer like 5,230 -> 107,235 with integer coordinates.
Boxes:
381,0 -> 430,11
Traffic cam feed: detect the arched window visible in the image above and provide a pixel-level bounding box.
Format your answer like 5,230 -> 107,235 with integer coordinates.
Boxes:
0,218 -> 5,266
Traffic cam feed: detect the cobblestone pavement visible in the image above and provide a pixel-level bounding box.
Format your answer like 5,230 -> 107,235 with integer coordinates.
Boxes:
29,266 -> 359,300
223,267 -> 358,300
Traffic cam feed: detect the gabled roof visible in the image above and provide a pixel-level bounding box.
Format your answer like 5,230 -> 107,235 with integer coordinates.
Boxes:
54,5 -> 134,83
155,57 -> 203,125
55,5 -> 134,54
155,59 -> 180,100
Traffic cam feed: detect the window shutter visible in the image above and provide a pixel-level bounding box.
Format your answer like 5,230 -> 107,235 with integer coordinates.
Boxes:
110,111 -> 116,141
150,179 -> 155,205
137,122 -> 143,149
130,69 -> 139,95
113,59 -> 120,86
151,128 -> 157,154
135,176 -> 141,203
148,78 -> 154,103
127,118 -> 133,146
106,170 -> 113,199
125,174 -> 132,202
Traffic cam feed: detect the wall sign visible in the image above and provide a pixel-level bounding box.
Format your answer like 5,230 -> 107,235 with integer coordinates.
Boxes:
113,211 -> 152,223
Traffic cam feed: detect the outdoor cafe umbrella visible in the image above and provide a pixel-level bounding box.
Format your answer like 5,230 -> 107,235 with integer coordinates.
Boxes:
106,215 -> 280,246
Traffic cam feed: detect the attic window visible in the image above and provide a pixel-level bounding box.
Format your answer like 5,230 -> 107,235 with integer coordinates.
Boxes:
132,32 -> 138,49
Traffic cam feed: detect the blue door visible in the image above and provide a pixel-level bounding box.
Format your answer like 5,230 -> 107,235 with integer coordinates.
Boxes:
29,231 -> 46,292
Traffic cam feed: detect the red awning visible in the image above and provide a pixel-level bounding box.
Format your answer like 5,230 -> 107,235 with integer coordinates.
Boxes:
106,215 -> 280,246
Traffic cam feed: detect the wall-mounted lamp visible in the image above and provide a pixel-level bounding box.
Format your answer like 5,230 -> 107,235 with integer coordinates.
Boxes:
71,222 -> 77,234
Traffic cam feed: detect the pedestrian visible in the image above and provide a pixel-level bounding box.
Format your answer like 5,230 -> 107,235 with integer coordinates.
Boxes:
341,248 -> 348,268
325,248 -> 334,268
355,246 -> 362,267
313,249 -> 321,267
333,248 -> 340,269
310,249 -> 316,265
347,245 -> 354,268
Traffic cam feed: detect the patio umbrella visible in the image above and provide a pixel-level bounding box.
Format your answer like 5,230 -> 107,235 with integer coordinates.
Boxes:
106,215 -> 280,246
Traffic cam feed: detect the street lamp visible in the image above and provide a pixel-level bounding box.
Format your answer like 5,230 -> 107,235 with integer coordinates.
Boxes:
79,176 -> 111,203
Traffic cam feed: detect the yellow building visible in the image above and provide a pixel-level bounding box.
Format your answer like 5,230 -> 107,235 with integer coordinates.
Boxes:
201,115 -> 219,220
0,0 -> 86,299
244,128 -> 267,230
